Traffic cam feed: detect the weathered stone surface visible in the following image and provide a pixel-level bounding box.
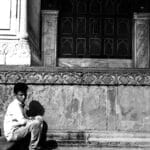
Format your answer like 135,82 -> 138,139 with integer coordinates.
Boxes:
117,86 -> 150,131
26,85 -> 107,130
59,58 -> 132,68
2,83 -> 149,133
56,148 -> 150,150
81,86 -> 107,130
107,87 -> 117,130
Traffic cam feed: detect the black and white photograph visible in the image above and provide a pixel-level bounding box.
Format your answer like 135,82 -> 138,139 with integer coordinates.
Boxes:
0,0 -> 150,150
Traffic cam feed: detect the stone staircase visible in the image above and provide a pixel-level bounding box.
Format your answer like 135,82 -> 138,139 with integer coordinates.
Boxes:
44,130 -> 150,150
1,129 -> 150,150
0,137 -> 150,150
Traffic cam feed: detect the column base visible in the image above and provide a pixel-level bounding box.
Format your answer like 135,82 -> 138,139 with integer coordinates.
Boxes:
0,39 -> 31,65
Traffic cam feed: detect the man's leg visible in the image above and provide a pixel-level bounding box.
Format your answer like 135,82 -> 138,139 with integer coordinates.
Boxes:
11,119 -> 43,150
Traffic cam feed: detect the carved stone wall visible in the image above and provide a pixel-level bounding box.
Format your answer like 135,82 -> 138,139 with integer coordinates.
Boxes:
0,68 -> 149,85
0,68 -> 150,149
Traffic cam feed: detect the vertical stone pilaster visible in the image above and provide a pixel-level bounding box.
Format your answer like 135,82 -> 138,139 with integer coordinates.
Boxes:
133,13 -> 150,68
41,10 -> 59,67
19,0 -> 28,39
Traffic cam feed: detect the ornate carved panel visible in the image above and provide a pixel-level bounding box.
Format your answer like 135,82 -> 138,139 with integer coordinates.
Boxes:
89,18 -> 101,34
77,17 -> 86,34
104,18 -> 114,36
58,0 -> 132,59
0,40 -> 30,65
117,18 -> 130,36
61,17 -> 73,34
76,38 -> 86,55
133,13 -> 150,68
89,38 -> 101,56
104,39 -> 114,57
0,67 -> 150,85
117,39 -> 129,57
42,10 -> 58,66
61,38 -> 73,56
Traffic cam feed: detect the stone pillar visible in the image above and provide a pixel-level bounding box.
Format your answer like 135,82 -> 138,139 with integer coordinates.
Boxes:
41,10 -> 59,67
19,0 -> 28,39
133,13 -> 150,68
0,0 -> 31,65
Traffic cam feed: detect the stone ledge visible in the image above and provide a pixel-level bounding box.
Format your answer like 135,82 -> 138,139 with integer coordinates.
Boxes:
46,130 -> 150,148
0,66 -> 150,85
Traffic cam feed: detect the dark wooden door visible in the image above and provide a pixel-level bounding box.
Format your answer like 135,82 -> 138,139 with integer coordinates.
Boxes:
58,0 -> 133,58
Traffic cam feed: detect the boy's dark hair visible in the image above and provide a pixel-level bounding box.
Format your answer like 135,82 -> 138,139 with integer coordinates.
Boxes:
14,82 -> 28,95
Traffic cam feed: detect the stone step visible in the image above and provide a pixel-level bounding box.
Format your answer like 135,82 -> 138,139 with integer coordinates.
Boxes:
0,138 -> 150,150
1,132 -> 150,150
49,147 -> 150,150
0,136 -> 29,150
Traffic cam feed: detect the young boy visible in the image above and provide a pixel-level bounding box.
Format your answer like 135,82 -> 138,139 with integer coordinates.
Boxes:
3,83 -> 43,150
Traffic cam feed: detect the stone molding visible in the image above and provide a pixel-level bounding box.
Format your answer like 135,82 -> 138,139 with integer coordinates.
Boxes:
0,67 -> 150,85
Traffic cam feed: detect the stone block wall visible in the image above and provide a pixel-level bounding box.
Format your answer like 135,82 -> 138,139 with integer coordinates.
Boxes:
19,85 -> 150,132
1,85 -> 150,132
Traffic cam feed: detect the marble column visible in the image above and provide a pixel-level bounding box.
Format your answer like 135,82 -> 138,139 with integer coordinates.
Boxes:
0,0 -> 31,65
41,10 -> 59,66
19,0 -> 28,39
133,13 -> 150,68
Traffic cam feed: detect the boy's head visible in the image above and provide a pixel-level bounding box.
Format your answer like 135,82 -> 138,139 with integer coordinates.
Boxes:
14,83 -> 28,104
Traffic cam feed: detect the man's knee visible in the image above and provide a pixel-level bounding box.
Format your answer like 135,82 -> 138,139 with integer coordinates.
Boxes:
35,115 -> 43,123
30,119 -> 43,130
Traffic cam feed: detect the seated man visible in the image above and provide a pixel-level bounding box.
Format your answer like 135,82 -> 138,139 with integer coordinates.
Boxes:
3,83 -> 43,150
